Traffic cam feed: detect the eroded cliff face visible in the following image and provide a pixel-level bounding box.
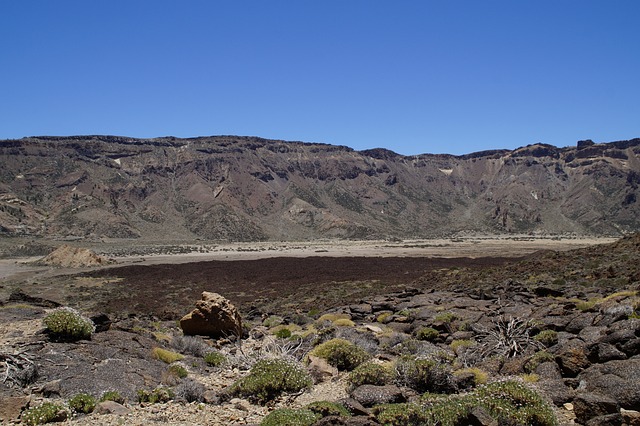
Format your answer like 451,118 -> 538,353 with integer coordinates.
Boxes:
0,135 -> 638,240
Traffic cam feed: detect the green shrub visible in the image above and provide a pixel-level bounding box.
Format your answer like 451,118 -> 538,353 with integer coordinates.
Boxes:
475,380 -> 558,425
137,386 -> 175,404
168,364 -> 188,379
21,402 -> 67,425
524,350 -> 555,373
260,408 -> 320,426
373,403 -> 427,426
450,339 -> 475,355
377,312 -> 392,323
373,380 -> 558,426
152,347 -> 184,364
263,315 -> 284,327
453,367 -> 488,386
203,351 -> 226,367
415,327 -> 439,341
68,393 -> 96,414
348,362 -> 394,388
275,328 -> 292,338
306,401 -> 351,417
317,313 -> 351,323
394,356 -> 455,393
534,330 -> 558,347
99,390 -> 125,404
309,338 -> 370,371
333,318 -> 355,327
434,312 -> 457,323
229,358 -> 312,403
43,307 -> 94,342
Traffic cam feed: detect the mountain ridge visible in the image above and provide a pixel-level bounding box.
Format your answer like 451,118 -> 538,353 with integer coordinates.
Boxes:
1,135 -> 639,240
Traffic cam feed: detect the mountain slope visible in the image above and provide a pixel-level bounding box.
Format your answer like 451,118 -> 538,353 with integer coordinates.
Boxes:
0,136 -> 638,240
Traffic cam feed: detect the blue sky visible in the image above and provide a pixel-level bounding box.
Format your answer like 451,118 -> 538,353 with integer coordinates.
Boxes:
1,1 -> 639,155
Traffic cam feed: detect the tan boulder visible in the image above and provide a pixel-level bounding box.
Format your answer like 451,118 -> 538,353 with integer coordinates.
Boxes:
180,292 -> 242,338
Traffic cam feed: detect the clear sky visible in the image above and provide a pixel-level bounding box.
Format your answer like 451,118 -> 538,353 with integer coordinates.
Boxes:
1,1 -> 639,155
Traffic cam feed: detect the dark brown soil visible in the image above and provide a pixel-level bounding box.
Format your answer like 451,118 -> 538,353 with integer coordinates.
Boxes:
84,256 -> 517,319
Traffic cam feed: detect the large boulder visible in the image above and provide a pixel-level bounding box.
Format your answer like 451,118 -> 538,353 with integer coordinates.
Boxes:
180,292 -> 243,338
578,359 -> 640,410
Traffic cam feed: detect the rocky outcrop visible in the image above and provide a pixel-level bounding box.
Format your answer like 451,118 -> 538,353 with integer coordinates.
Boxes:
180,292 -> 243,338
37,245 -> 109,268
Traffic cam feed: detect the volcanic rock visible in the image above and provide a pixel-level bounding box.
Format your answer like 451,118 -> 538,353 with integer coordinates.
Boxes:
180,292 -> 243,338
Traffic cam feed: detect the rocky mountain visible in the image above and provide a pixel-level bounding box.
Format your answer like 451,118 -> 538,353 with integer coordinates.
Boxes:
0,135 -> 639,241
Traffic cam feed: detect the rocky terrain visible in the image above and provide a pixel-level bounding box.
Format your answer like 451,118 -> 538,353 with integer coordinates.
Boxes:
0,135 -> 639,240
0,234 -> 639,425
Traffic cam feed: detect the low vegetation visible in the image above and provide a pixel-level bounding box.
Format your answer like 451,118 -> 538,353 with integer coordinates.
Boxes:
68,393 -> 96,414
309,338 -> 370,371
374,380 -> 558,426
260,408 -> 320,426
229,358 -> 312,403
43,307 -> 94,342
21,402 -> 67,425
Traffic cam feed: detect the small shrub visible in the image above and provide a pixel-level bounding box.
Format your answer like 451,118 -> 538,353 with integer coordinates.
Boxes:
534,330 -> 558,347
472,316 -> 541,360
260,408 -> 320,426
168,364 -> 188,379
454,367 -> 488,386
394,355 -> 456,394
172,335 -> 210,357
372,403 -> 427,426
99,390 -> 125,404
309,338 -> 371,371
521,373 -> 540,383
175,378 -> 205,403
317,313 -> 351,323
263,315 -> 284,327
152,347 -> 184,364
68,393 -> 96,414
476,380 -> 557,425
21,402 -> 67,425
415,327 -> 439,341
524,350 -> 555,373
333,318 -> 355,327
229,358 -> 312,403
450,339 -> 475,355
43,307 -> 94,342
348,362 -> 394,388
434,312 -> 457,323
203,351 -> 226,367
306,401 -> 351,417
373,380 -> 557,426
137,386 -> 174,404
275,328 -> 292,338
376,312 -> 392,323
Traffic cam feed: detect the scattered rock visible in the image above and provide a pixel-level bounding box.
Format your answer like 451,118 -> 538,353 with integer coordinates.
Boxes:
95,401 -> 131,415
307,354 -> 339,383
557,339 -> 591,377
585,413 -> 623,426
578,359 -> 640,409
180,292 -> 243,338
573,392 -> 619,424
621,408 -> 640,426
468,406 -> 499,426
90,313 -> 112,333
588,342 -> 627,363
0,395 -> 30,422
350,385 -> 404,407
